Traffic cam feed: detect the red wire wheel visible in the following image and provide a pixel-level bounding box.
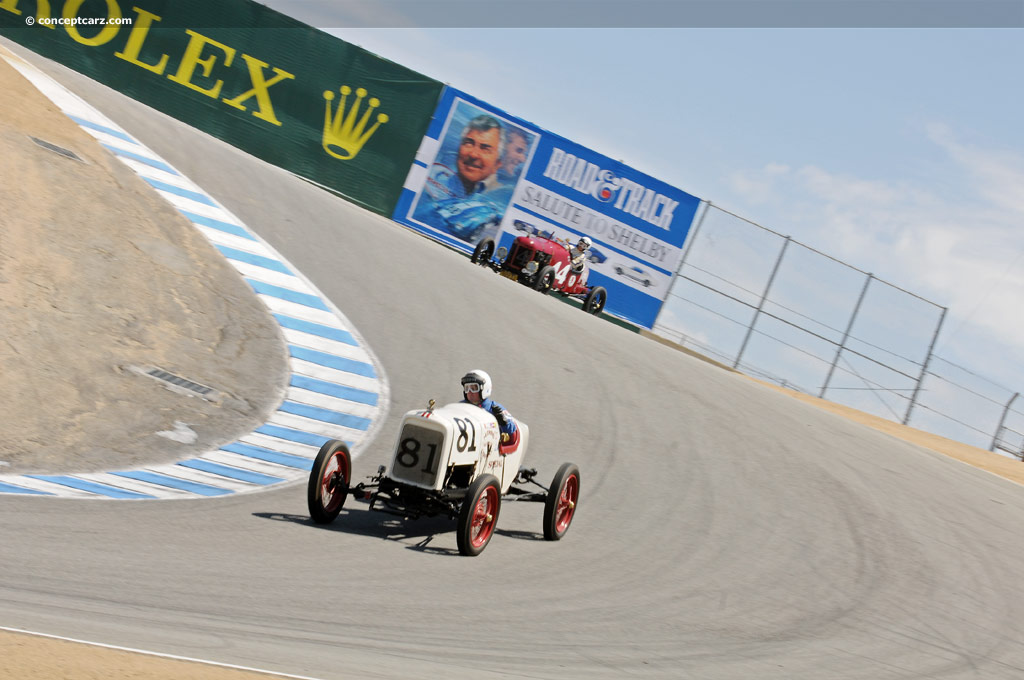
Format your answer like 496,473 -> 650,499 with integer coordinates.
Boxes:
544,463 -> 580,541
457,474 -> 501,556
307,440 -> 351,524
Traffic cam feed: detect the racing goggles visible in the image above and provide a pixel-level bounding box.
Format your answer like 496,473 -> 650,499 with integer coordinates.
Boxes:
463,382 -> 482,393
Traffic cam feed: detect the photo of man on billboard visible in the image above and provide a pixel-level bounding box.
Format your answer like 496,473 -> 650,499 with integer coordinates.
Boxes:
411,101 -> 535,245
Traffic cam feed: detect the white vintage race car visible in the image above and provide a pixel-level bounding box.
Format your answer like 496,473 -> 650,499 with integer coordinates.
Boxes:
307,400 -> 580,556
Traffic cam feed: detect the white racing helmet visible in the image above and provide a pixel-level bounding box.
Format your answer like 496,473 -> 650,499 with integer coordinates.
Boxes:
461,369 -> 492,400
577,236 -> 593,250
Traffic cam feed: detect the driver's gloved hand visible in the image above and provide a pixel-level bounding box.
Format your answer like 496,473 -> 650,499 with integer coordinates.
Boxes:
489,403 -> 508,428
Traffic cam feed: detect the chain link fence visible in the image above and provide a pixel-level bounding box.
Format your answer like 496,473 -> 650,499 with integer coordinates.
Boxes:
652,202 -> 1024,459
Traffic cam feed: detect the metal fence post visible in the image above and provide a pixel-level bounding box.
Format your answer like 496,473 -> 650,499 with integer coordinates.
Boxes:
652,200 -> 711,331
676,200 -> 711,275
820,273 -> 873,398
733,235 -> 791,370
903,306 -> 948,425
990,392 -> 1021,453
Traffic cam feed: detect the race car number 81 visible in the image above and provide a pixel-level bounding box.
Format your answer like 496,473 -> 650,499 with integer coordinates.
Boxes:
397,437 -> 439,474
392,425 -> 445,486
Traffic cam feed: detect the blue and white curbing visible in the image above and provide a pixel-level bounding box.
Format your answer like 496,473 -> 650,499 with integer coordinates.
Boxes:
0,49 -> 389,500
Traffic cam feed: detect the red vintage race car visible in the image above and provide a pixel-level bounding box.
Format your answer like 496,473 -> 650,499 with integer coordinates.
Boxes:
471,224 -> 608,315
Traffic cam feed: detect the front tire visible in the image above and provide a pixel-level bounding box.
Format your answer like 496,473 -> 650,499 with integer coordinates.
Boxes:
534,265 -> 556,295
307,440 -> 351,524
457,474 -> 501,556
582,286 -> 607,315
543,463 -> 580,541
471,238 -> 495,265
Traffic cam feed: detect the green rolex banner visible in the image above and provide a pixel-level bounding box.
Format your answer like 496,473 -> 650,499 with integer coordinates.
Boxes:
0,0 -> 444,215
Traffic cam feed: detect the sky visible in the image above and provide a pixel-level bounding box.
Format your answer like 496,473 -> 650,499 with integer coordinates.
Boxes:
257,2 -> 1024,450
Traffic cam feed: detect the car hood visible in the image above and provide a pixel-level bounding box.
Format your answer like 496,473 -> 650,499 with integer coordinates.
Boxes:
516,236 -> 567,257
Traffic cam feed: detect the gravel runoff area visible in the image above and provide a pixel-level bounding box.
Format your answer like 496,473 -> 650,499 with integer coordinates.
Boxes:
0,49 -> 288,477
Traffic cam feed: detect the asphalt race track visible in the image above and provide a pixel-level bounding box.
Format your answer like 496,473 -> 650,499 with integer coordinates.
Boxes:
5,50 -> 1024,680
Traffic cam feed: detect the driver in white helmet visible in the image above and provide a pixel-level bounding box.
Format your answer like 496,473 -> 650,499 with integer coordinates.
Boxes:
461,369 -> 518,443
569,236 -> 592,274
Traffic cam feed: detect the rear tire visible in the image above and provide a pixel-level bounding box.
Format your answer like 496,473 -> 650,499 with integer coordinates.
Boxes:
534,265 -> 556,295
582,286 -> 607,314
307,440 -> 351,524
471,238 -> 495,265
457,474 -> 501,556
543,463 -> 580,541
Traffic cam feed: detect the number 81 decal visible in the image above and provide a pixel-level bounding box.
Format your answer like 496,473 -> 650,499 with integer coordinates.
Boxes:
396,436 -> 439,474
453,417 -> 476,452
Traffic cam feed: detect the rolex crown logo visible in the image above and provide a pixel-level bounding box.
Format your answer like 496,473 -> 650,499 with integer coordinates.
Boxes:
322,86 -> 389,160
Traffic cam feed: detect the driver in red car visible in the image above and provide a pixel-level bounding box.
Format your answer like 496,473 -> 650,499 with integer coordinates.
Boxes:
461,370 -> 518,443
569,236 -> 592,273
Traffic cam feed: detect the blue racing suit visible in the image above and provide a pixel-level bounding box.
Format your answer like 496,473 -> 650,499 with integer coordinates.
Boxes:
464,397 -> 518,439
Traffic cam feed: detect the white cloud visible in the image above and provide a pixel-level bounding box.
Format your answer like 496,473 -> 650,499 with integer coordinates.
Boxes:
726,162 -> 791,205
